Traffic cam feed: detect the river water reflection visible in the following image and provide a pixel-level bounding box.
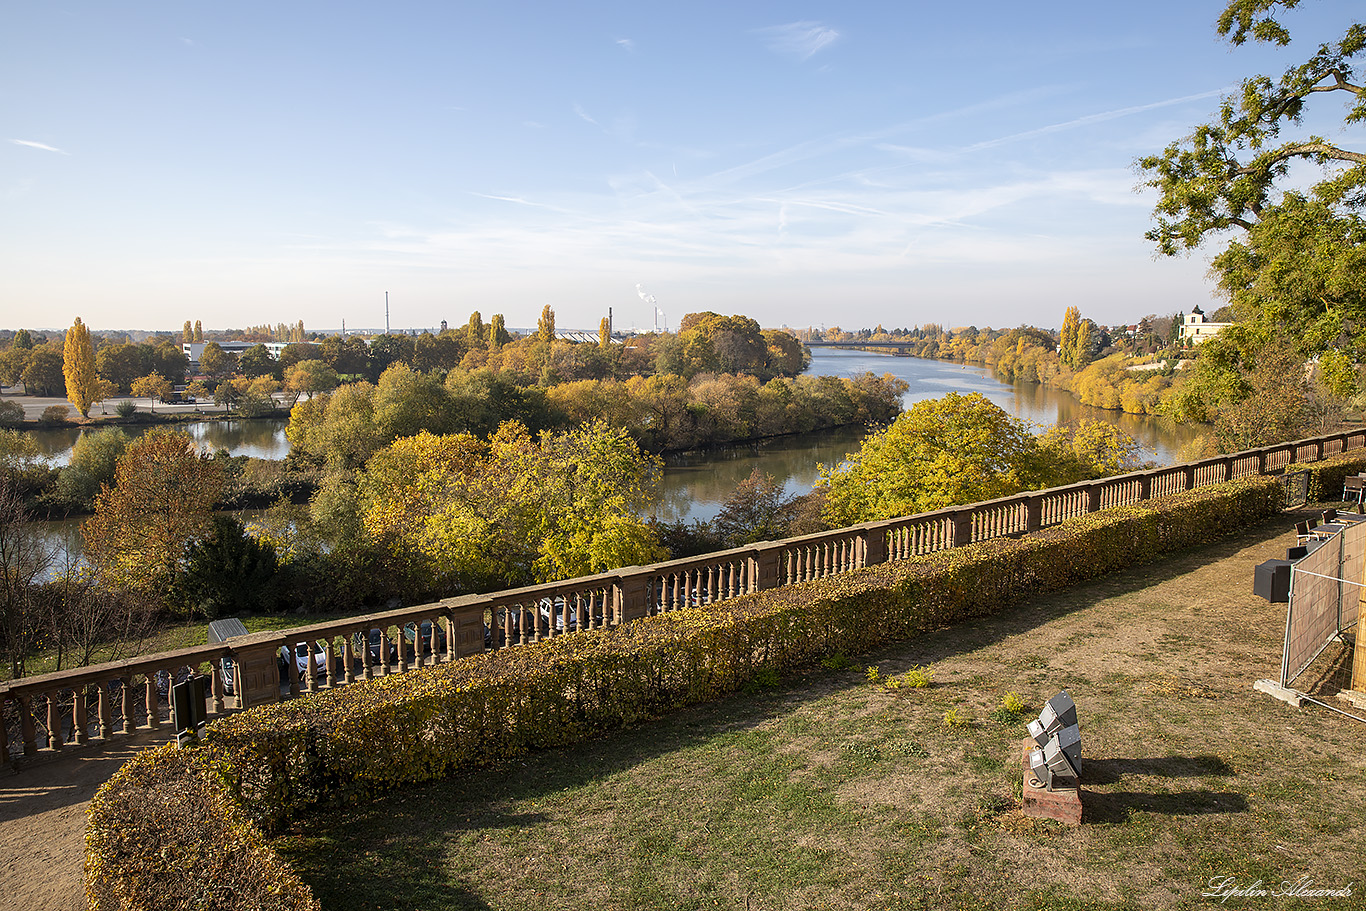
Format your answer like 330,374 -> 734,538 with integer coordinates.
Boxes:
654,349 -> 1203,523
25,349 -> 1202,544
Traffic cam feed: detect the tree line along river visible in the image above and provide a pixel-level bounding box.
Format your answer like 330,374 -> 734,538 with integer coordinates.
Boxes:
23,349 -> 1202,561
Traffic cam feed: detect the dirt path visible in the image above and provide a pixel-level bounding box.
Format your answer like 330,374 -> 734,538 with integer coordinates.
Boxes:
0,737 -> 163,911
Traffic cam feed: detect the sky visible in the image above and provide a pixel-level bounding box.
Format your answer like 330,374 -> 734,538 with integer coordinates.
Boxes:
3,1 -> 1364,335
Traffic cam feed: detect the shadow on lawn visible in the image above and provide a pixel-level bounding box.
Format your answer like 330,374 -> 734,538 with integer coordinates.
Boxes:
1083,789 -> 1249,823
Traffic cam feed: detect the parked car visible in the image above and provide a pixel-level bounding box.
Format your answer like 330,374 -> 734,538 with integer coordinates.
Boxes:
403,620 -> 448,659
278,640 -> 328,681
352,628 -> 398,667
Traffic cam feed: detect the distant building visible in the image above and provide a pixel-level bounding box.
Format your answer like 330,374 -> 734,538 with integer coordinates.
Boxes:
181,341 -> 288,371
1178,307 -> 1232,345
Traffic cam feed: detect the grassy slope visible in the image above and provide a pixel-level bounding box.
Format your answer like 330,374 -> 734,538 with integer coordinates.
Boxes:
273,510 -> 1366,911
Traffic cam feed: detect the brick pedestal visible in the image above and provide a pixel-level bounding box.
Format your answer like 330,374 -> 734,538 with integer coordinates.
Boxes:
1020,738 -> 1082,825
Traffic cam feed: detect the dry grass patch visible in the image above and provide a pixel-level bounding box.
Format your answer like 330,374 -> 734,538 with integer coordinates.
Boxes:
275,511 -> 1366,911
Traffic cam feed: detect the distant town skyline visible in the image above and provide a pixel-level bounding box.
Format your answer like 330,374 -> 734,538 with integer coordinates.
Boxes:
4,1 -> 1362,333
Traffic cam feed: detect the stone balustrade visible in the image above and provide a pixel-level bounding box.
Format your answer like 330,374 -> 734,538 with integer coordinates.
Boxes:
2,428 -> 1362,766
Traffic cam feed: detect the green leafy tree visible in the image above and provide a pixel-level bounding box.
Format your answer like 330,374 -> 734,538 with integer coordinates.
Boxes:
817,393 -> 1045,526
11,330 -> 32,350
21,344 -> 64,397
173,516 -> 279,618
488,314 -> 512,350
55,427 -> 130,506
1140,0 -> 1366,406
237,343 -> 277,378
62,317 -> 98,417
193,320 -> 203,343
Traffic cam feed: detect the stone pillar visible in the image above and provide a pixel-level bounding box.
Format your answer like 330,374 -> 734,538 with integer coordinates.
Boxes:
613,569 -> 652,624
950,511 -> 974,548
1085,483 -> 1103,514
227,633 -> 285,710
1024,496 -> 1042,533
752,545 -> 785,591
450,597 -> 492,658
860,525 -> 888,567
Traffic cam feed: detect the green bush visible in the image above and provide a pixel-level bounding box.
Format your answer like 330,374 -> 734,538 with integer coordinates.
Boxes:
115,400 -> 138,418
0,400 -> 23,427
39,404 -> 69,425
86,475 -> 1283,908
1284,452 -> 1366,503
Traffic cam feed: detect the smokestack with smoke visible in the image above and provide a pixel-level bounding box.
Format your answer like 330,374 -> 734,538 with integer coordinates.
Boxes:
636,283 -> 663,332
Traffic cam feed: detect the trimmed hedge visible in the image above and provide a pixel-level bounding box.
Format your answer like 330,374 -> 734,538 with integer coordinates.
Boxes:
1284,451 -> 1366,504
85,744 -> 320,911
86,475 -> 1283,909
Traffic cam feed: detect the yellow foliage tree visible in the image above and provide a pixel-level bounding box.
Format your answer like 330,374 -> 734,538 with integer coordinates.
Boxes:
82,430 -> 225,594
62,317 -> 98,417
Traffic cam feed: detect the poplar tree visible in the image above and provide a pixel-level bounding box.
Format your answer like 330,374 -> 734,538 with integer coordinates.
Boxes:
537,305 -> 555,344
488,314 -> 510,350
62,317 -> 98,417
1059,306 -> 1081,368
182,321 -> 193,342
599,317 -> 611,349
193,320 -> 203,343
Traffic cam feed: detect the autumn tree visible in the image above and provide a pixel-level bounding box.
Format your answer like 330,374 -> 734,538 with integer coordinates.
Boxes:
488,314 -> 511,350
198,342 -> 235,380
1059,306 -> 1081,367
62,317 -> 98,417
537,305 -> 556,344
131,372 -> 172,411
183,321 -> 193,342
599,317 -> 611,349
193,320 -> 203,343
358,421 -> 664,591
82,430 -> 225,599
467,311 -> 485,347
283,359 -> 339,406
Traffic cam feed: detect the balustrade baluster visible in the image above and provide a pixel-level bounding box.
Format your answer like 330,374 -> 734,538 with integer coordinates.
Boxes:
45,691 -> 62,751
98,685 -> 111,738
74,688 -> 89,744
145,673 -> 160,729
0,698 -> 8,764
120,677 -> 134,735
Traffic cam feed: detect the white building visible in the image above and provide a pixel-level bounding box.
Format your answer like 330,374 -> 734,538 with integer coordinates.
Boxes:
182,341 -> 289,371
1178,307 -> 1232,345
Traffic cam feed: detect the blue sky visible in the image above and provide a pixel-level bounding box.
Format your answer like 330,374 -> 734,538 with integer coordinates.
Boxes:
3,1 -> 1363,335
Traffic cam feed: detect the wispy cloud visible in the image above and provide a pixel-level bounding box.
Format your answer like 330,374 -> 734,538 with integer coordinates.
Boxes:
616,38 -> 635,53
757,21 -> 839,60
10,139 -> 68,155
180,37 -> 196,47
573,103 -> 599,127
964,88 -> 1230,152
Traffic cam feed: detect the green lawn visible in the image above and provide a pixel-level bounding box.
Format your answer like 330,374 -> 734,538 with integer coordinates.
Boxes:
273,511 -> 1366,911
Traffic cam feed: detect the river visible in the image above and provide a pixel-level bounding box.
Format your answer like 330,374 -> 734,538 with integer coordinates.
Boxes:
23,350 -> 1201,552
